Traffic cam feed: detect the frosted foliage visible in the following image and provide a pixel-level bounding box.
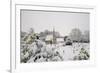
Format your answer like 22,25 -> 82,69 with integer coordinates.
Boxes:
21,31 -> 89,63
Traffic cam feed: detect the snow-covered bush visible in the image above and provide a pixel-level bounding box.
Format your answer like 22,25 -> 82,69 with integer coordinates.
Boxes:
21,30 -> 89,62
21,31 -> 63,63
74,48 -> 89,60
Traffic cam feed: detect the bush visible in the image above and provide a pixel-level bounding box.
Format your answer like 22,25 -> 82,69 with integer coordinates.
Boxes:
74,48 -> 89,60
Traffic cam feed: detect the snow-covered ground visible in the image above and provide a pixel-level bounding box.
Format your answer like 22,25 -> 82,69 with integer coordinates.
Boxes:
48,43 -> 89,61
21,40 -> 90,63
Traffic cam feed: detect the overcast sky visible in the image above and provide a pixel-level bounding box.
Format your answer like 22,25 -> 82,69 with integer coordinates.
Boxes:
21,10 -> 89,36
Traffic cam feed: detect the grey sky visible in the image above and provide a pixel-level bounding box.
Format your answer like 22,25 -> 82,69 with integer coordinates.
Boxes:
21,10 -> 89,36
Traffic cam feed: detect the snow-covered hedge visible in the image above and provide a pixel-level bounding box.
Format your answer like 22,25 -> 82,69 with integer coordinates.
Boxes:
21,32 -> 63,63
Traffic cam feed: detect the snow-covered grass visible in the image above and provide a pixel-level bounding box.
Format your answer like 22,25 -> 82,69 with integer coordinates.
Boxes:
50,42 -> 90,61
21,40 -> 89,63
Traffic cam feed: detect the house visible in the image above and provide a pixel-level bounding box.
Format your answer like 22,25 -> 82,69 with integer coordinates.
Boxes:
44,28 -> 57,44
56,37 -> 64,43
45,34 -> 54,44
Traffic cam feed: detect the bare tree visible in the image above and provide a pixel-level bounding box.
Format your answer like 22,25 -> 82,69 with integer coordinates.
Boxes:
70,28 -> 82,42
29,28 -> 34,34
83,30 -> 90,42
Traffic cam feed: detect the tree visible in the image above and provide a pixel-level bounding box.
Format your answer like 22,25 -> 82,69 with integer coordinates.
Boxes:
83,30 -> 90,43
29,28 -> 34,34
44,30 -> 50,35
70,28 -> 82,42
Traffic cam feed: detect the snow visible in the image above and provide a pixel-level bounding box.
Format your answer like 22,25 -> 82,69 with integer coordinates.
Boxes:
21,38 -> 89,63
60,46 -> 74,60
